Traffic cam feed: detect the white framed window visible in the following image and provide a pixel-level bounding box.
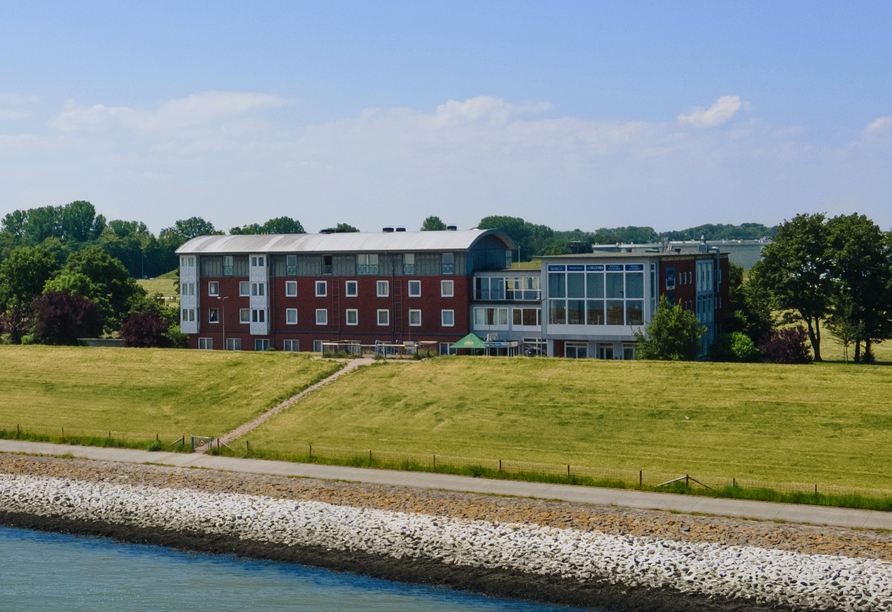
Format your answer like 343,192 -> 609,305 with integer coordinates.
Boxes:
208,281 -> 219,296
251,256 -> 265,267
316,309 -> 328,325
439,342 -> 456,356
345,280 -> 358,297
251,282 -> 265,297
181,308 -> 195,322
255,339 -> 270,351
473,307 -> 508,326
239,281 -> 250,297
181,283 -> 195,296
283,339 -> 300,352
252,309 -> 266,323
441,280 -> 454,297
313,340 -> 323,353
286,308 -> 298,325
377,309 -> 390,326
315,281 -> 327,297
226,338 -> 241,351
409,309 -> 421,326
346,309 -> 358,325
408,280 -> 421,297
377,280 -> 389,297
198,337 -> 213,350
208,308 -> 219,324
285,281 -> 297,297
441,309 -> 454,327
239,308 -> 250,323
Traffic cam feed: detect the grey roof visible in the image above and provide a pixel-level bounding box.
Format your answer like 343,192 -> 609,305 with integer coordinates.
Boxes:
176,229 -> 515,255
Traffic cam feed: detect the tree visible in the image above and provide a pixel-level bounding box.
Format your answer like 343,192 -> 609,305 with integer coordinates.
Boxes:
752,213 -> 832,361
230,216 -> 305,235
421,216 -> 447,231
31,291 -> 104,345
825,294 -> 865,364
723,261 -> 774,344
121,311 -> 170,348
759,326 -> 813,364
320,223 -> 359,233
710,332 -> 760,362
0,246 -> 60,343
634,296 -> 705,361
160,217 -> 223,244
59,247 -> 144,331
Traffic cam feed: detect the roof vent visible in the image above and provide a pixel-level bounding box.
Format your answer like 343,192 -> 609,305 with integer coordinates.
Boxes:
382,227 -> 395,232
446,225 -> 458,231
395,227 -> 406,232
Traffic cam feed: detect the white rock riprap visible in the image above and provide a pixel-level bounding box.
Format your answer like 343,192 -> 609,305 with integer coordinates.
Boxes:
1,473 -> 888,611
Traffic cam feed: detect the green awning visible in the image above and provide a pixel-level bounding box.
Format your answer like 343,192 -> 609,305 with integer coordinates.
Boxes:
451,333 -> 485,350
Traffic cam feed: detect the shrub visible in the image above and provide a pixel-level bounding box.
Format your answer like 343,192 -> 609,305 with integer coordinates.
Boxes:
634,296 -> 705,361
120,311 -> 169,348
31,291 -> 104,345
20,334 -> 34,345
759,325 -> 813,364
710,332 -> 760,362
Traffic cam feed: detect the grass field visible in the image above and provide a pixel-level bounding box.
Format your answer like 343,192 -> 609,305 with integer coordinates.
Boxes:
246,357 -> 892,491
0,346 -> 340,443
137,277 -> 179,310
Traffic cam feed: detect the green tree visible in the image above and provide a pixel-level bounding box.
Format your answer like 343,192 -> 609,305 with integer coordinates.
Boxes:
0,246 -> 60,343
320,223 -> 360,233
421,216 -> 448,231
59,246 -> 144,331
634,296 -> 705,361
230,216 -> 305,235
724,261 -> 774,344
163,217 -> 223,242
751,213 -> 832,361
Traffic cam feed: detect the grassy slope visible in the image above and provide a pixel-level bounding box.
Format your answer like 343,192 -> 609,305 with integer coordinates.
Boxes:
137,277 -> 179,309
248,357 -> 892,490
0,346 -> 340,441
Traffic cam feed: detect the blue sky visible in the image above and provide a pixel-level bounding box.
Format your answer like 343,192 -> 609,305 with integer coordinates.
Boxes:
2,1 -> 891,233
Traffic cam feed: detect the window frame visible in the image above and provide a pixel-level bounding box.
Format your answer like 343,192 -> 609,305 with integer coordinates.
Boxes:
285,308 -> 298,325
377,309 -> 390,326
346,308 -> 358,326
345,280 -> 358,297
285,280 -> 298,297
283,339 -> 300,352
239,281 -> 250,297
315,281 -> 327,297
207,281 -> 219,297
198,337 -> 213,350
441,280 -> 454,297
315,308 -> 328,325
409,309 -> 421,327
376,280 -> 389,297
208,308 -> 219,324
441,309 -> 455,327
407,280 -> 421,297
239,308 -> 250,323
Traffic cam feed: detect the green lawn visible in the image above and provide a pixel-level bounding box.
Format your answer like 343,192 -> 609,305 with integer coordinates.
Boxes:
0,346 -> 340,442
137,277 -> 179,310
246,357 -> 892,491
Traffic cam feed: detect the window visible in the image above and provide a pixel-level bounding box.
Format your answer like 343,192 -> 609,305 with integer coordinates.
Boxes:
181,283 -> 195,296
346,309 -> 358,325
565,344 -> 588,359
226,338 -> 241,351
568,299 -> 585,325
666,267 -> 676,290
255,339 -> 270,351
439,342 -> 456,355
441,309 -> 454,327
286,254 -> 297,276
252,309 -> 266,323
408,280 -> 421,297
285,281 -> 297,297
251,282 -> 265,297
345,280 -> 358,297
403,253 -> 415,275
251,256 -> 265,267
322,255 -> 333,275
548,300 -> 566,325
409,309 -> 421,326
313,340 -> 323,353
283,339 -> 300,352
316,309 -> 328,325
239,281 -> 250,296
208,308 -> 219,323
208,281 -> 219,296
223,255 -> 233,276
180,256 -> 195,267
357,254 -> 379,275
474,307 -> 508,326
512,308 -> 540,327
286,308 -> 298,325
506,276 -> 540,300
376,280 -> 389,297
198,338 -> 213,350
442,253 -> 454,275
181,308 -> 195,322
377,309 -> 390,326
441,280 -> 454,297
239,308 -> 250,323
315,281 -> 327,297
587,300 -> 605,325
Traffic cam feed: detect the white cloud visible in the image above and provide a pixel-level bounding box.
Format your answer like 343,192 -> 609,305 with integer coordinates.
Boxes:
49,91 -> 286,133
0,93 -> 39,119
677,95 -> 749,127
864,116 -> 892,135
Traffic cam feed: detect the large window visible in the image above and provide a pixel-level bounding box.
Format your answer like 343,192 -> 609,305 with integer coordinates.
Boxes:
181,308 -> 195,322
285,281 -> 297,297
322,255 -> 333,275
377,309 -> 390,326
474,277 -> 504,300
666,266 -> 676,290
357,254 -> 379,275
441,309 -> 454,327
505,276 -> 540,300
474,307 -> 508,326
547,264 -> 646,326
286,308 -> 298,325
408,280 -> 421,297
223,256 -> 234,276
251,309 -> 265,323
409,309 -> 421,326
512,308 -> 540,327
198,337 -> 213,350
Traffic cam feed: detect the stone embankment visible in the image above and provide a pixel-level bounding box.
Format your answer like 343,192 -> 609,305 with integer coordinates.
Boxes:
2,454 -> 891,611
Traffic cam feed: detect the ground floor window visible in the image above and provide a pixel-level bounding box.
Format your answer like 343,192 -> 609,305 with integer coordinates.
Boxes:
522,338 -> 545,357
225,338 -> 241,351
313,340 -> 323,353
198,337 -> 213,350
623,344 -> 636,360
255,339 -> 270,351
597,344 -> 614,360
283,339 -> 299,352
565,343 -> 588,359
439,342 -> 456,355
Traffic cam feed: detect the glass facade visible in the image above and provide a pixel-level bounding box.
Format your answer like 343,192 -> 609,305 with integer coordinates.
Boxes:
547,264 -> 646,326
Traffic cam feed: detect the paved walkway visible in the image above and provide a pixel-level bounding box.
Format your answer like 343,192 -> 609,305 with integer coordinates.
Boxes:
2,439 -> 891,530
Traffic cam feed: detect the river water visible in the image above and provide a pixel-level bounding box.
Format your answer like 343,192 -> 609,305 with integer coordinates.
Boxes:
0,526 -> 591,612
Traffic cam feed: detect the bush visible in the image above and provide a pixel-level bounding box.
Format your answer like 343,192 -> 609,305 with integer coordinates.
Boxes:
634,296 -> 705,361
31,291 -> 104,345
710,332 -> 760,362
759,325 -> 813,364
120,311 -> 169,348
20,334 -> 34,345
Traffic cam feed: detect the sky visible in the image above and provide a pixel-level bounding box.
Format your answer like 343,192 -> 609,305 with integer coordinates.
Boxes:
1,1 -> 891,234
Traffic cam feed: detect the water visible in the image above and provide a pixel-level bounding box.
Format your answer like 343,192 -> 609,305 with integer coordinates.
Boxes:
0,526 -> 590,611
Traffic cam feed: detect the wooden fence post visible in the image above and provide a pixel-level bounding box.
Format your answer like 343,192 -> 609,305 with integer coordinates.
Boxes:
639,470 -> 642,487
309,444 -> 312,459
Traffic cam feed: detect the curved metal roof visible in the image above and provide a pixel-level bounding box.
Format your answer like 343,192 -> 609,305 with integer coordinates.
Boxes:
175,229 -> 515,255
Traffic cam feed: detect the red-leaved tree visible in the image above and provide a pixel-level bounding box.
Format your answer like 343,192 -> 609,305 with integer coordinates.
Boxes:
759,325 -> 813,364
120,311 -> 170,348
31,291 -> 104,345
